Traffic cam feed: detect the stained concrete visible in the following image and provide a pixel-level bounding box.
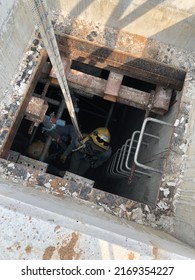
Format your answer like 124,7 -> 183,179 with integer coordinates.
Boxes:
48,0 -> 195,51
0,0 -> 34,99
171,70 -> 195,247
1,180 -> 195,260
0,0 -> 195,257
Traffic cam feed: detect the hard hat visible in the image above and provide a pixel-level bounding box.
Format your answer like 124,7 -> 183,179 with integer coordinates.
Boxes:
90,127 -> 111,150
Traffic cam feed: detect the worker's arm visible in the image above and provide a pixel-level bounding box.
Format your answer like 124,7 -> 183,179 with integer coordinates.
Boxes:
60,138 -> 79,163
62,139 -> 77,157
60,140 -> 76,162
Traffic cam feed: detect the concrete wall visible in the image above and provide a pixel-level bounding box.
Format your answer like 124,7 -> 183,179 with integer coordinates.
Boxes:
0,0 -> 15,27
0,0 -> 34,98
132,94 -> 180,205
172,70 -> 195,247
1,180 -> 195,260
48,0 -> 195,51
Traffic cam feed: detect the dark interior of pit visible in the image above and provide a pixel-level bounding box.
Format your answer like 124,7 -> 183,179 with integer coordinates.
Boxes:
10,61 -> 179,206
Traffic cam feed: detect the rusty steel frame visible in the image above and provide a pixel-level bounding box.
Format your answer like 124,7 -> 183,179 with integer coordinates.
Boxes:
50,68 -> 172,114
25,96 -> 48,124
152,86 -> 173,115
50,69 -> 150,110
56,34 -> 186,91
104,71 -> 124,102
0,50 -> 48,159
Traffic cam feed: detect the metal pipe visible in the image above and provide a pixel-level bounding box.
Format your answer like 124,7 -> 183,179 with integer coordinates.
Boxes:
28,126 -> 39,145
33,93 -> 61,106
28,81 -> 51,148
39,100 -> 65,161
42,79 -> 50,98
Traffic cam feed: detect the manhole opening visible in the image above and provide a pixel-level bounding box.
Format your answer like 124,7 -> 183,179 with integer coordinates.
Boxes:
7,50 -> 183,205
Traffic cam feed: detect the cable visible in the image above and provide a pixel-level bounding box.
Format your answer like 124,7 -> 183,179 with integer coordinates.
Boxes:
30,0 -> 83,139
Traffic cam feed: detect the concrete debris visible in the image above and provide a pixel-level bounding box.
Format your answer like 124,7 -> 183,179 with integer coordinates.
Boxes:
145,213 -> 156,223
174,119 -> 180,127
72,192 -> 78,198
119,204 -> 126,212
160,187 -> 170,197
26,172 -> 31,180
44,183 -> 51,189
167,181 -> 177,187
98,207 -> 105,212
59,187 -> 66,191
179,143 -> 187,152
157,201 -> 169,210
132,208 -> 143,221
7,163 -> 15,168
144,205 -> 150,213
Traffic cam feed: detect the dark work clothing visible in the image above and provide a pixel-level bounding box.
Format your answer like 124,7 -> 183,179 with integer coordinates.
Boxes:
43,116 -> 76,143
69,152 -> 91,176
43,118 -> 112,176
68,139 -> 112,176
62,125 -> 112,176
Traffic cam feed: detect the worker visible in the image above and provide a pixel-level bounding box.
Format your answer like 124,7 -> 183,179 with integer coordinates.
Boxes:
60,126 -> 112,176
42,115 -> 112,176
42,114 -> 67,145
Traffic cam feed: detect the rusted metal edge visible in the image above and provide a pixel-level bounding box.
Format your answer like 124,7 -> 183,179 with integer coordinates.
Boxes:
25,96 -> 48,123
152,86 -> 173,115
50,73 -> 149,111
0,50 -> 48,158
56,34 -> 186,91
104,71 -> 124,102
50,70 -> 171,114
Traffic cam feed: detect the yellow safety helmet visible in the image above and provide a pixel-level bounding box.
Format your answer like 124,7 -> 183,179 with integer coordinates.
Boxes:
90,127 -> 111,150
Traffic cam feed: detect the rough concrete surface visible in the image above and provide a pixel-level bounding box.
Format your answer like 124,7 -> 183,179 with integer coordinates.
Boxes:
0,1 -> 195,257
0,15 -> 195,247
48,0 -> 195,51
1,180 -> 195,260
0,0 -> 34,98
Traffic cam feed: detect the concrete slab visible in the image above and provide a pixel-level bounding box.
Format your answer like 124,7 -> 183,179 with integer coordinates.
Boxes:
1,180 -> 195,260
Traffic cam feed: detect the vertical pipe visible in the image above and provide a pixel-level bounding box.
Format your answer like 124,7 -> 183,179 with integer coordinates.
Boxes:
39,100 -> 65,161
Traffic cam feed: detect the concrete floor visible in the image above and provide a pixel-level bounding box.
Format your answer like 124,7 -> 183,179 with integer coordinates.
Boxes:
1,180 -> 195,260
